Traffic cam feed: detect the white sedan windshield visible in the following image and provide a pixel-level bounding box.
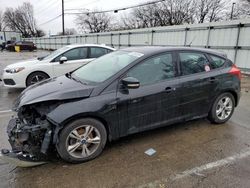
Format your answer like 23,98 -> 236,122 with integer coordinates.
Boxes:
72,51 -> 144,83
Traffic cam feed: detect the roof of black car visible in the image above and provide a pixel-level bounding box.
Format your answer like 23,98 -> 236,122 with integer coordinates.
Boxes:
121,46 -> 227,58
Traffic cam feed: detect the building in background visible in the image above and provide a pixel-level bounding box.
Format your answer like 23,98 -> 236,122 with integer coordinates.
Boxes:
0,31 -> 21,43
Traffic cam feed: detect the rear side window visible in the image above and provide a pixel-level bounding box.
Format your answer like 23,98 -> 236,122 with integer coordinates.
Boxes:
179,52 -> 210,75
89,47 -> 110,58
209,55 -> 225,69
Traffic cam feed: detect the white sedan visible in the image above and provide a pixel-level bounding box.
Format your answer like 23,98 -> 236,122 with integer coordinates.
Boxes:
2,44 -> 115,88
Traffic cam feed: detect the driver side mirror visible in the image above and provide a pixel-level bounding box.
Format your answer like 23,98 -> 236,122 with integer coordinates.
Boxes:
121,77 -> 140,89
59,56 -> 67,64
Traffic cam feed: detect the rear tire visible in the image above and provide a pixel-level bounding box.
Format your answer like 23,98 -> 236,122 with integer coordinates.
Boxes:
208,92 -> 235,124
57,118 -> 107,163
26,72 -> 49,87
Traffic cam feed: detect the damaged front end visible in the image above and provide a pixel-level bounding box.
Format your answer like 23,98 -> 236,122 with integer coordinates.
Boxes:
1,101 -> 61,167
1,75 -> 95,167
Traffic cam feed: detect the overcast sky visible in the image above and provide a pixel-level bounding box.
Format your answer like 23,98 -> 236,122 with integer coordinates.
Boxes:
0,0 -> 148,35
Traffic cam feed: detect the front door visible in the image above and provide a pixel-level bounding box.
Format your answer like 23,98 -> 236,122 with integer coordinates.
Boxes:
117,52 -> 181,136
52,47 -> 92,77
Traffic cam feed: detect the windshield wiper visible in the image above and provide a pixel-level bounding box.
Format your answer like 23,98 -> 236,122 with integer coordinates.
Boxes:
71,74 -> 88,85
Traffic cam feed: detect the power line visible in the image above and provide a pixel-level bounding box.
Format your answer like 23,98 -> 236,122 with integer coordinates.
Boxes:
64,0 -> 100,6
65,0 -> 166,14
38,14 -> 62,26
35,1 -> 61,16
37,0 -> 165,27
65,0 -> 100,11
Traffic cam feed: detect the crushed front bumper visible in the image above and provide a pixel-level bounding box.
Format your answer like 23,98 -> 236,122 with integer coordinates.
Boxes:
0,149 -> 47,167
2,117 -> 52,167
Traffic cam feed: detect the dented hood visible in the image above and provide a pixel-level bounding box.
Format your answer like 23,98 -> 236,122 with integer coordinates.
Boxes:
13,75 -> 95,110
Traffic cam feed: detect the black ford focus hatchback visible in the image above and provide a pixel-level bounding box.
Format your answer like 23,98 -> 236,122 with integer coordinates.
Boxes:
3,47 -> 241,164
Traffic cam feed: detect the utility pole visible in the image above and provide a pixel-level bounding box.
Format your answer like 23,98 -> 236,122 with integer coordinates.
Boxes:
230,2 -> 236,20
62,0 -> 65,35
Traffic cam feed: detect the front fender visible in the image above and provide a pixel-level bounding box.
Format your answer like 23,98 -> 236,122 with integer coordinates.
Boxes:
47,92 -> 119,142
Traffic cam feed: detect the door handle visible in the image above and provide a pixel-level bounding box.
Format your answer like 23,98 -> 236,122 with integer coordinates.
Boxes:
165,87 -> 175,93
129,98 -> 143,104
209,77 -> 217,83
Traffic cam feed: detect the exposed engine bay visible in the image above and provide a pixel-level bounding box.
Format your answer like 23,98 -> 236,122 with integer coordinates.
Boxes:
6,101 -> 61,162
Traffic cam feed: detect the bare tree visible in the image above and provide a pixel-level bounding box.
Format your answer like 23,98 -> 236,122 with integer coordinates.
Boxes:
3,2 -> 45,37
233,0 -> 250,19
119,0 -> 194,30
75,10 -> 113,33
119,14 -> 140,29
58,28 -> 77,35
0,10 -> 4,31
161,0 -> 195,25
193,0 -> 227,23
36,29 -> 46,37
130,4 -> 163,28
118,0 -> 235,30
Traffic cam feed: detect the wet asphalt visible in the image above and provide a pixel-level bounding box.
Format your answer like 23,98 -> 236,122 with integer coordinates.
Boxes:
0,51 -> 250,188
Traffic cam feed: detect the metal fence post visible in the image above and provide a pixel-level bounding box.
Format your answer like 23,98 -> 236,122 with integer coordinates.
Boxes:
49,37 -> 51,50
67,36 -> 70,45
128,32 -> 131,47
206,26 -> 213,48
118,33 -> 121,49
61,36 -> 63,48
55,37 -> 57,49
3,31 -> 6,41
151,30 -> 155,45
96,34 -> 99,44
111,33 -> 113,47
233,23 -> 244,64
184,27 -> 189,46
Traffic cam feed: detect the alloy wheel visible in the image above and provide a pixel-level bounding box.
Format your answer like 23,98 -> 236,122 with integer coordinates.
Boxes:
30,75 -> 46,85
216,96 -> 233,120
65,125 -> 101,159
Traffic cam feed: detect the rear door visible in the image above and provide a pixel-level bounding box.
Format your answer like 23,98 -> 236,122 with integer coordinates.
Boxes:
52,47 -> 90,76
89,47 -> 113,59
177,51 -> 221,119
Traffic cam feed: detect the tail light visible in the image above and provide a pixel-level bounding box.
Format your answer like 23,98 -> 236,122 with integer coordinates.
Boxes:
229,64 -> 242,80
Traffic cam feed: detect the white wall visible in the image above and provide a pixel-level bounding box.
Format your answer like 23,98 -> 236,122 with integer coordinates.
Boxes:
25,18 -> 250,71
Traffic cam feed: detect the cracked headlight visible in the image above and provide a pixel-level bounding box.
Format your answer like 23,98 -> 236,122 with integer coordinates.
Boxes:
6,67 -> 25,74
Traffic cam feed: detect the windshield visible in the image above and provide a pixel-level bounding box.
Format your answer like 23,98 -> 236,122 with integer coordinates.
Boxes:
42,46 -> 70,61
72,50 -> 144,84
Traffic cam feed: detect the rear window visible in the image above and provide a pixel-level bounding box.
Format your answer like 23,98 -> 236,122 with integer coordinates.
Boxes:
209,55 -> 225,69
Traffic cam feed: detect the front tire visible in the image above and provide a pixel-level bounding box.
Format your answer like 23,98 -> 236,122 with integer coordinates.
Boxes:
26,72 -> 49,87
208,92 -> 235,124
57,118 -> 107,163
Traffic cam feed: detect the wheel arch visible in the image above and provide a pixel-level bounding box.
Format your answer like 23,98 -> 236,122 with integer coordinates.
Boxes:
26,71 -> 50,86
57,113 -> 112,142
220,89 -> 239,107
208,89 -> 238,124
211,89 -> 239,108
